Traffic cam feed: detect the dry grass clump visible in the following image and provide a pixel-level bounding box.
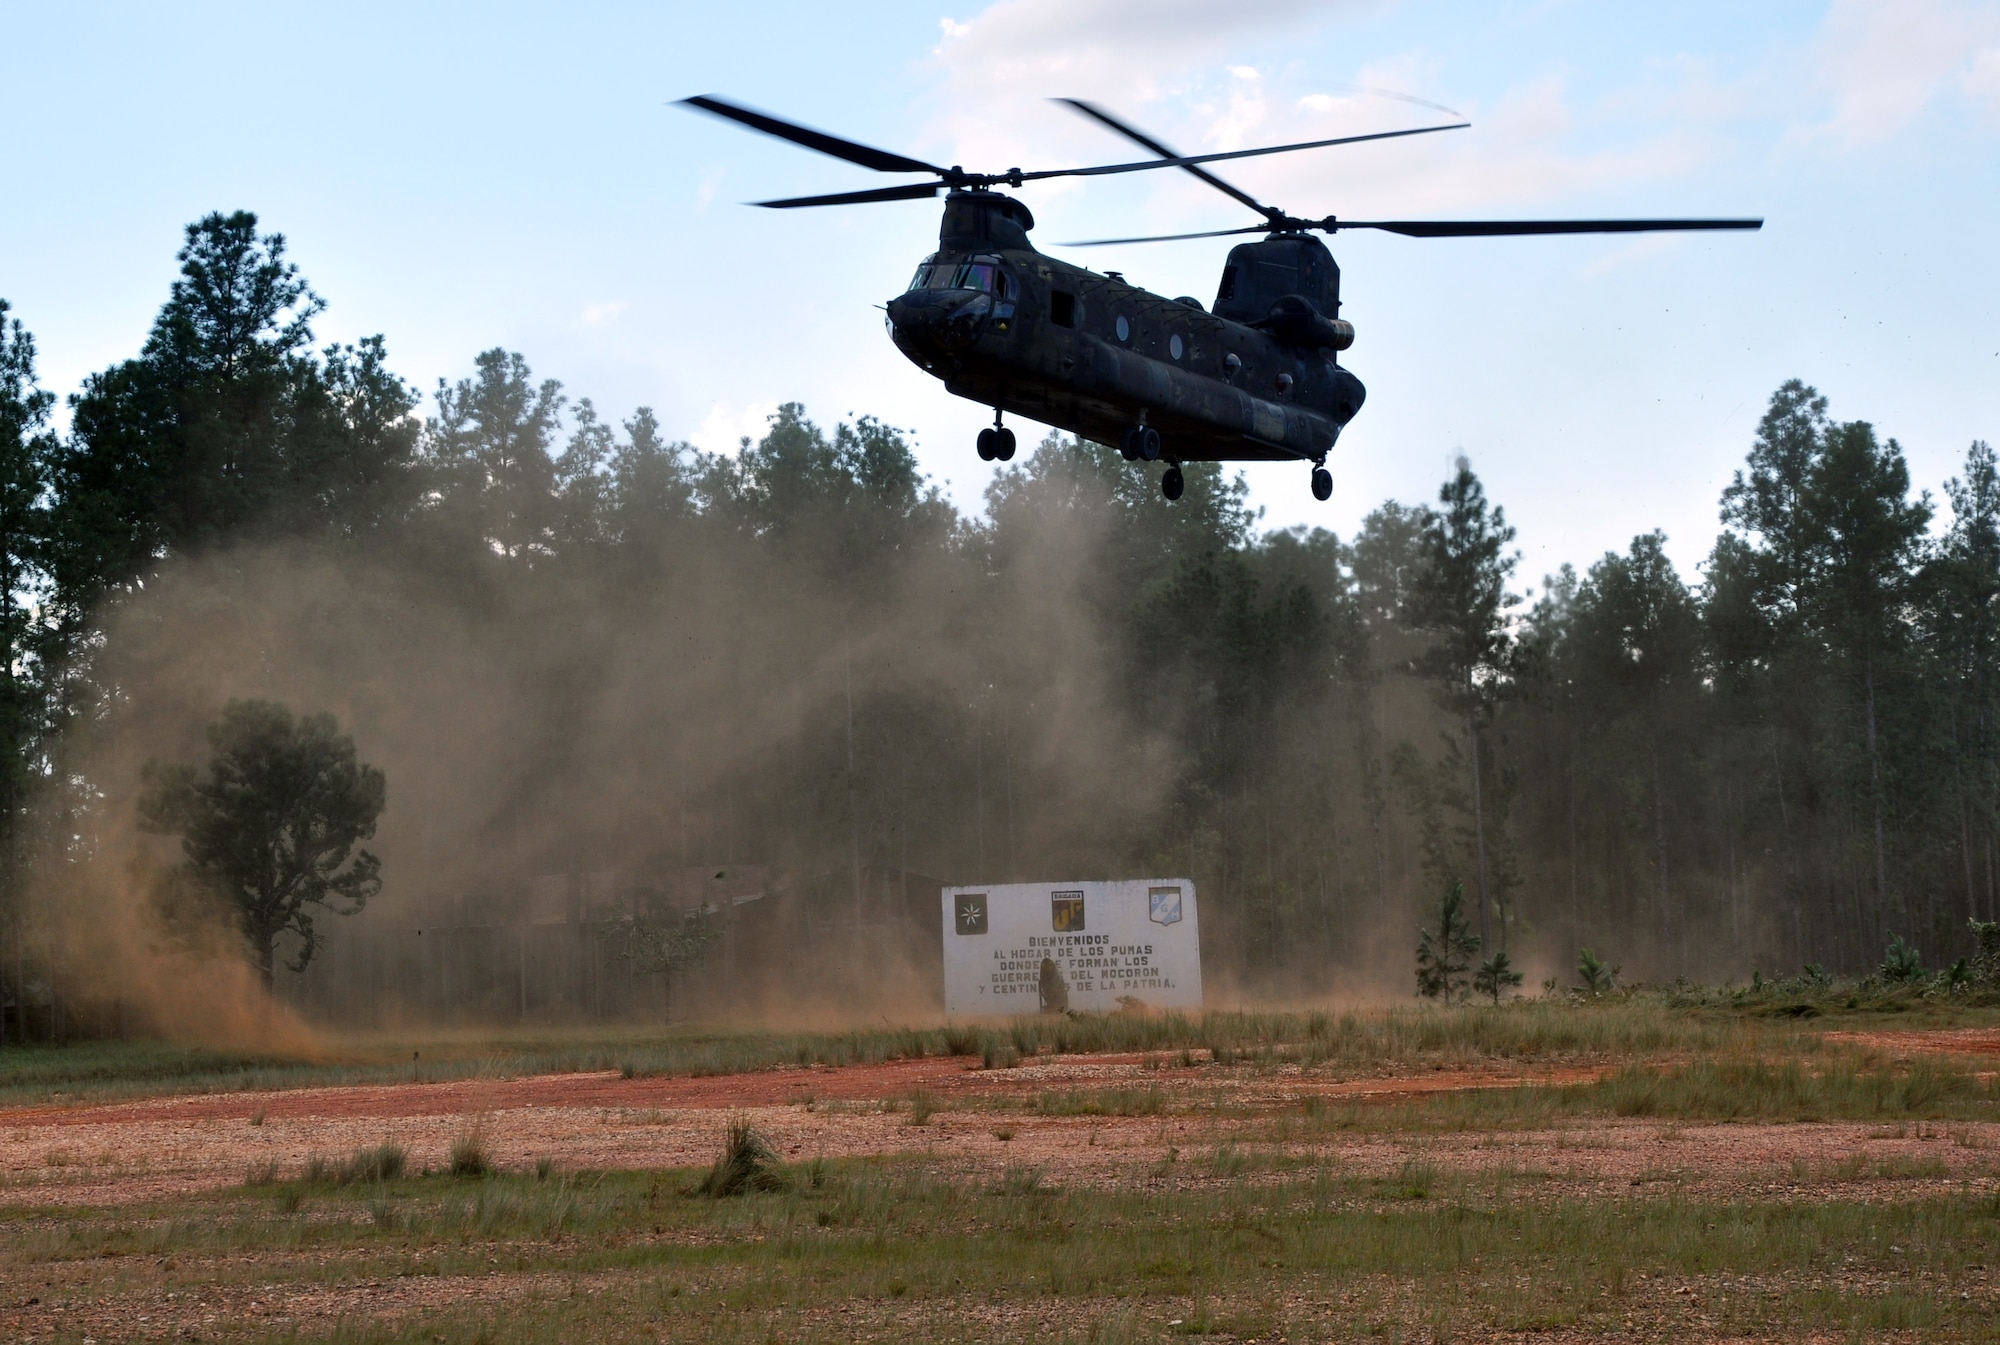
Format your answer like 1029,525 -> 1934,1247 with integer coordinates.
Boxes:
300,1143 -> 406,1186
697,1119 -> 789,1196
450,1128 -> 491,1178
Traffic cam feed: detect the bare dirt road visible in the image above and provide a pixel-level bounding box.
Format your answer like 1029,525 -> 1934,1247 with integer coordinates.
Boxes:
4,1042 -> 1994,1209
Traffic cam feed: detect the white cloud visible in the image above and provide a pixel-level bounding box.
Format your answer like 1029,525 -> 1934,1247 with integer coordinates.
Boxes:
915,0 -> 1730,244
1802,0 -> 2000,148
578,300 -> 628,328
689,400 -> 779,455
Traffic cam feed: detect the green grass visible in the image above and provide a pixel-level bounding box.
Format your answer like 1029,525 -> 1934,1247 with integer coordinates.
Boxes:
4,1152 -> 1997,1342
5,997 -> 1997,1110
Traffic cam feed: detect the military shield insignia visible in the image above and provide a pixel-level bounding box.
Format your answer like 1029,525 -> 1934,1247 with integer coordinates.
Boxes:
1149,886 -> 1183,926
1050,890 -> 1085,932
954,892 -> 988,936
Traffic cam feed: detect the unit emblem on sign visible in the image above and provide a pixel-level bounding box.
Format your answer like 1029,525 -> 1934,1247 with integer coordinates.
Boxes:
1149,886 -> 1183,926
1050,890 -> 1085,932
955,892 -> 988,936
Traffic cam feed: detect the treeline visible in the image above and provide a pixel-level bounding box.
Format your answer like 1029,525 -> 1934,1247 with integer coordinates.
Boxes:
0,211 -> 1994,1028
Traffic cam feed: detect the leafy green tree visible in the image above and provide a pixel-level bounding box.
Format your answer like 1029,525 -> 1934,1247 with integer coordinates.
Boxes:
1473,950 -> 1523,1004
1416,880 -> 1479,1002
138,700 -> 385,988
1408,464 -> 1519,949
597,905 -> 720,1024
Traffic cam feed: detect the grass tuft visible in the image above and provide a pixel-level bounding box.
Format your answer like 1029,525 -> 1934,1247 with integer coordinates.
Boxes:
449,1130 -> 490,1178
697,1120 -> 789,1196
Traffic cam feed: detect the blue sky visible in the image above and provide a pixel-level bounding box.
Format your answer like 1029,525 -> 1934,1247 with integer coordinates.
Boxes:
8,0 -> 1998,583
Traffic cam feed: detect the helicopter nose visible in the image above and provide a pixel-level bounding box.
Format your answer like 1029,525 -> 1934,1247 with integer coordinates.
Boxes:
887,289 -> 991,352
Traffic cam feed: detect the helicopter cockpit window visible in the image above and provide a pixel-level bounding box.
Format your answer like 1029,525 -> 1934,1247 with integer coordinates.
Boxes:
951,263 -> 1000,293
906,256 -> 939,292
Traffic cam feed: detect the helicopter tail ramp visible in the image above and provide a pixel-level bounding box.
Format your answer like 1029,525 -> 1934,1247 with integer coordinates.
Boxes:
941,879 -> 1202,1016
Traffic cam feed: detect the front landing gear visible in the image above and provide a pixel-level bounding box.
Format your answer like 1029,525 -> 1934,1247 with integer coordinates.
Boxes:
1161,465 -> 1184,501
977,410 -> 1016,462
1311,465 -> 1333,501
1120,424 -> 1161,462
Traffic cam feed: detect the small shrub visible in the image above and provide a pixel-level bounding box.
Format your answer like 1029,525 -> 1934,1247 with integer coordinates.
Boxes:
1474,951 -> 1524,1005
243,1160 -> 281,1187
992,1124 -> 1016,1141
697,1120 -> 789,1196
1416,881 -> 1480,1002
1880,935 -> 1925,984
943,1026 -> 981,1056
907,1089 -> 938,1125
1576,947 -> 1620,996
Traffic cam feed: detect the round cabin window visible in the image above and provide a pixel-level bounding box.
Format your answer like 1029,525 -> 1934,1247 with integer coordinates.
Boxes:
1115,315 -> 1130,342
1169,334 -> 1184,360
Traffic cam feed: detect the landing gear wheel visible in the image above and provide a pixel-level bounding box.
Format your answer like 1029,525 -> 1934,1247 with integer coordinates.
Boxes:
1311,466 -> 1333,501
1119,428 -> 1140,461
1140,427 -> 1162,462
1161,466 -> 1185,501
995,427 -> 1016,461
977,427 -> 997,461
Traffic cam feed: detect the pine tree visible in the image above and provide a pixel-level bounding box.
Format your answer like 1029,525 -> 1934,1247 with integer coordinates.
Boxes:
1416,880 -> 1480,1002
1408,464 -> 1519,950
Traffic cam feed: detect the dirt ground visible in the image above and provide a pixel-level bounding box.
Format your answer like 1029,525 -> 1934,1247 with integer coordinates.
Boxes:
5,1029 -> 2000,1342
4,1042 -> 1995,1209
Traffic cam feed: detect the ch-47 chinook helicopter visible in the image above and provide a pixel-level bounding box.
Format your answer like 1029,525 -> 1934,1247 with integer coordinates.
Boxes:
681,94 -> 1761,503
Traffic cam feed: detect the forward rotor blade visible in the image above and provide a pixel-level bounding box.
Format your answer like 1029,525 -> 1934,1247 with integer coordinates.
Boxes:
1335,217 -> 1764,237
753,183 -> 943,208
1059,224 -> 1273,247
679,95 -> 946,176
1057,98 -> 1270,216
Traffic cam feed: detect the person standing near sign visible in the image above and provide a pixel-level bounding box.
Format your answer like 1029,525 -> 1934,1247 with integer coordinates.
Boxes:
1038,956 -> 1069,1013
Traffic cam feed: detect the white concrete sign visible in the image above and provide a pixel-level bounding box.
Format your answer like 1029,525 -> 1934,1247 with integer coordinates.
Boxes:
940,879 -> 1202,1016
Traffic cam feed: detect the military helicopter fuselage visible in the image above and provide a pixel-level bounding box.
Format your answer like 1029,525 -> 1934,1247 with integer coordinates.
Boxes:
679,93 -> 1758,501
886,191 -> 1364,469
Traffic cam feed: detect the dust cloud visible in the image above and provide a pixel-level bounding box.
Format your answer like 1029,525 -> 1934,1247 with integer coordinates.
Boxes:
26,464 -> 1191,1041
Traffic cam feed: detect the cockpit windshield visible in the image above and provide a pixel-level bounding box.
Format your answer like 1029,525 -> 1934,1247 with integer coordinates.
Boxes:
905,258 -> 1011,297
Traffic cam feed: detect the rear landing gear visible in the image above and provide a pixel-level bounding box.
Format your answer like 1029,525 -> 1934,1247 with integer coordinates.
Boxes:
1311,465 -> 1333,501
1161,466 -> 1184,501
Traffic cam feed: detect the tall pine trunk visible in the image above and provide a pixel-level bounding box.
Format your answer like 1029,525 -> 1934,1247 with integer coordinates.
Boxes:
1468,701 -> 1493,953
1864,655 -> 1889,943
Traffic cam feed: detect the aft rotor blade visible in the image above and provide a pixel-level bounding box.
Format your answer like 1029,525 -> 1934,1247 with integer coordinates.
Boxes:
1059,224 -> 1274,247
1335,217 -> 1764,237
1025,118 -> 1470,187
753,183 -> 943,208
1056,98 -> 1270,216
679,95 -> 947,176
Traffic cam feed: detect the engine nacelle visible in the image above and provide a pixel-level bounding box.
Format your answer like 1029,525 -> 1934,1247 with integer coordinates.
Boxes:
1259,294 -> 1355,350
